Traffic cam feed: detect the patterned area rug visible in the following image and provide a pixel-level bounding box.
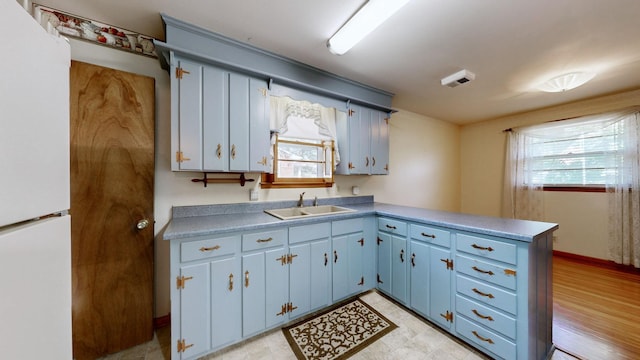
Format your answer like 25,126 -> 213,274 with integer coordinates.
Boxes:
282,298 -> 397,360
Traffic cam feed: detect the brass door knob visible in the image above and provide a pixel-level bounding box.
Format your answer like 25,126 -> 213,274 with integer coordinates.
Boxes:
136,219 -> 150,230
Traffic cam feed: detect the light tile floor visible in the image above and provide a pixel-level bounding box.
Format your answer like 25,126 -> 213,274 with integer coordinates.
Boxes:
100,291 -> 578,360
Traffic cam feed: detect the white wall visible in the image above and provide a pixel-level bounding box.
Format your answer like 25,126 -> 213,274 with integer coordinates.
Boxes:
460,88 -> 640,261
68,40 -> 460,318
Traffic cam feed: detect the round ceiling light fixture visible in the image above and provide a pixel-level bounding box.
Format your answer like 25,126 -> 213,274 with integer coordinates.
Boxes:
537,71 -> 596,92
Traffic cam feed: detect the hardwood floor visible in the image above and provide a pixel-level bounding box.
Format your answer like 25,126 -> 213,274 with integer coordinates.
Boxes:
553,255 -> 640,359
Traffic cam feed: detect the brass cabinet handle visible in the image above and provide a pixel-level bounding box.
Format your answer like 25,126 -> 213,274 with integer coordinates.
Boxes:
372,157 -> 376,167
324,253 -> 328,267
228,273 -> 234,291
472,266 -> 494,275
244,271 -> 249,288
400,249 -> 405,263
256,237 -> 273,243
365,156 -> 369,167
421,232 -> 436,239
472,330 -> 495,344
334,250 -> 338,263
385,224 -> 397,230
216,144 -> 222,159
472,288 -> 495,299
276,303 -> 287,316
472,309 -> 494,321
231,144 -> 236,159
411,253 -> 416,267
276,255 -> 287,266
199,245 -> 220,252
472,243 -> 494,252
287,302 -> 298,313
257,156 -> 267,165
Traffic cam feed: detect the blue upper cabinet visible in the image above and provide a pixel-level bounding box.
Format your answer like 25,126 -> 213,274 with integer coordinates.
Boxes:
336,104 -> 391,175
171,53 -> 270,173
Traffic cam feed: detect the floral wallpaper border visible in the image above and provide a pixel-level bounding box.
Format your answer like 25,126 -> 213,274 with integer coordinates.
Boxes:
33,4 -> 157,58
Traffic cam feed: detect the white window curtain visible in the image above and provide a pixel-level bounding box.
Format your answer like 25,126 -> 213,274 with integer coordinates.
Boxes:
502,108 -> 640,267
269,95 -> 340,165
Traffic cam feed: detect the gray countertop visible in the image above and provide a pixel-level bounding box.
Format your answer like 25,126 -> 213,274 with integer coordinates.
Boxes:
163,196 -> 558,242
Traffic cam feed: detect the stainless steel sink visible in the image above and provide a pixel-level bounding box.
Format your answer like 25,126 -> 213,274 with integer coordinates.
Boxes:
265,205 -> 356,220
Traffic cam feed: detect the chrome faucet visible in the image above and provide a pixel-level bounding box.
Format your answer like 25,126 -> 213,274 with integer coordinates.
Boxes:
297,192 -> 305,207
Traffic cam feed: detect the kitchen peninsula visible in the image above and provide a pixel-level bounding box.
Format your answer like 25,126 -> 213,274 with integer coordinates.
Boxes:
164,196 -> 557,360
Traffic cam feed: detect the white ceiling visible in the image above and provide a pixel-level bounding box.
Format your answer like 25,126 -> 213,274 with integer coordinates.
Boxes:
35,0 -> 640,124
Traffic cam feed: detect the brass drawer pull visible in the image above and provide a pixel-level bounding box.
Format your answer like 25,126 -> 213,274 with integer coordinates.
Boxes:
372,157 -> 376,167
256,237 -> 273,243
472,330 -> 495,344
244,271 -> 249,288
334,250 -> 338,263
472,266 -> 494,275
400,249 -> 405,263
472,309 -> 494,321
199,245 -> 220,252
324,253 -> 328,266
472,288 -> 495,299
472,243 -> 494,252
365,156 -> 369,167
228,273 -> 234,291
411,253 -> 416,267
231,144 -> 236,159
421,232 -> 436,238
385,224 -> 397,230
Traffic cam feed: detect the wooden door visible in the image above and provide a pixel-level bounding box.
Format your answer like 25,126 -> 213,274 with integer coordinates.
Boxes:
70,61 -> 155,360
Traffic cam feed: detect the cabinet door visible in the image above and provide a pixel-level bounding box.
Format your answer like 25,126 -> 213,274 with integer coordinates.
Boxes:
241,252 -> 265,337
288,243 -> 311,318
310,239 -> 331,311
202,66 -> 229,171
347,233 -> 365,295
265,247 -> 289,328
370,110 -> 389,175
179,263 -> 210,359
174,57 -> 203,171
410,240 -> 430,317
249,78 -> 270,172
229,73 -> 250,171
430,246 -> 452,330
210,256 -> 241,349
332,234 -> 349,301
391,235 -> 408,304
376,232 -> 392,295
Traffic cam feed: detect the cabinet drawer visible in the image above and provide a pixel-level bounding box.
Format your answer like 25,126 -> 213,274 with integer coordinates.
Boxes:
410,224 -> 450,248
289,222 -> 330,244
456,315 -> 516,360
456,254 -> 517,290
242,229 -> 286,251
456,233 -> 517,265
181,235 -> 239,262
455,295 -> 516,339
377,217 -> 407,236
332,218 -> 363,236
456,275 -> 516,315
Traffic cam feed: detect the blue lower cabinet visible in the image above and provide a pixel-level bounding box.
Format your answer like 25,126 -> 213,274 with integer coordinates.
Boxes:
210,257 -> 241,349
429,246 -> 452,329
391,235 -> 407,304
177,263 -> 211,359
376,232 -> 392,295
241,252 -> 266,337
456,316 -> 516,360
409,240 -> 429,317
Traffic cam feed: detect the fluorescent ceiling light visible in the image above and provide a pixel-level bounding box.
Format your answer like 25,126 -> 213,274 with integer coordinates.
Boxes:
537,72 -> 596,92
327,0 -> 411,55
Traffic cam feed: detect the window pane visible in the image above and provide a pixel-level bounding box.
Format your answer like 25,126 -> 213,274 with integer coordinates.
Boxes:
278,142 -> 320,162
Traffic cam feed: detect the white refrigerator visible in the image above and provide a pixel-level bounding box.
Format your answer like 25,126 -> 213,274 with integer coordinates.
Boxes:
0,1 -> 72,359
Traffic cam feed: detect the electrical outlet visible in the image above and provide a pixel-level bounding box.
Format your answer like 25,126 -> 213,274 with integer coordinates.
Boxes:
250,189 -> 259,201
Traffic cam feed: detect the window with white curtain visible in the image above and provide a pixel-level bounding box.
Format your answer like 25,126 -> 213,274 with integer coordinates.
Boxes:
261,95 -> 341,188
503,107 -> 640,267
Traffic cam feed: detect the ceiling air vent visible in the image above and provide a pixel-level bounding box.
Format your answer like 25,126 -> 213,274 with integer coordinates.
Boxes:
441,69 -> 475,88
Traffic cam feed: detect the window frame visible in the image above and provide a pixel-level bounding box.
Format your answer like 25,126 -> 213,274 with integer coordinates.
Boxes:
260,135 -> 335,189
